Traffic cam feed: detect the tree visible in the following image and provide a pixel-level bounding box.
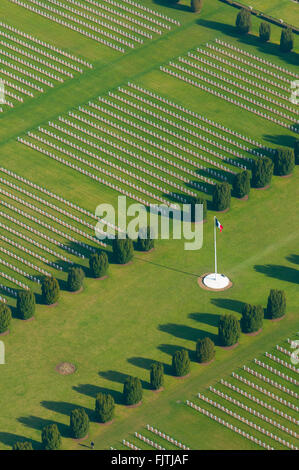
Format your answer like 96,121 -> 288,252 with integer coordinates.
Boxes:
233,170 -> 250,198
172,349 -> 190,377
89,251 -> 109,278
112,236 -> 134,264
266,289 -> 286,319
218,314 -> 241,347
236,8 -> 251,34
191,196 -> 207,222
41,424 -> 61,450
251,156 -> 273,188
150,362 -> 164,390
41,276 -> 60,305
123,376 -> 142,405
0,303 -> 11,334
240,304 -> 263,333
136,226 -> 155,252
191,0 -> 203,13
16,289 -> 35,320
67,266 -> 85,292
70,408 -> 89,439
13,441 -> 33,450
213,182 -> 231,211
196,337 -> 215,363
259,21 -> 271,42
273,148 -> 295,176
294,140 -> 299,165
280,28 -> 293,53
95,393 -> 115,423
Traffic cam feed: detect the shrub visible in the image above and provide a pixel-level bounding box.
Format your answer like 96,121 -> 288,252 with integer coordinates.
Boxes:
0,304 -> 12,334
191,196 -> 207,222
236,8 -> 251,34
218,314 -> 241,347
13,441 -> 33,450
251,156 -> 273,188
136,226 -> 155,252
16,290 -> 35,320
112,236 -> 134,264
240,304 -> 263,333
150,362 -> 164,390
273,148 -> 295,176
41,424 -> 61,450
191,0 -> 203,13
294,140 -> 299,165
259,21 -> 271,42
41,276 -> 60,305
123,376 -> 142,405
280,28 -> 293,52
89,251 -> 109,278
67,266 -> 85,292
213,182 -> 231,211
95,393 -> 115,423
172,349 -> 190,377
196,337 -> 215,363
233,170 -> 250,198
266,289 -> 286,319
70,408 -> 89,439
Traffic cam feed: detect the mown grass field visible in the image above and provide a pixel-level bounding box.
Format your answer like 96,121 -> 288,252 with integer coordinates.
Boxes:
236,0 -> 299,27
0,0 -> 298,451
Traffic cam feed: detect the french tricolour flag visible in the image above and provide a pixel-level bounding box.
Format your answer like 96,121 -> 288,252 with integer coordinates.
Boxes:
215,218 -> 223,232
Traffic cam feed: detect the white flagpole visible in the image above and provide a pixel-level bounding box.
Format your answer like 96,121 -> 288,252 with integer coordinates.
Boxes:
214,216 -> 217,280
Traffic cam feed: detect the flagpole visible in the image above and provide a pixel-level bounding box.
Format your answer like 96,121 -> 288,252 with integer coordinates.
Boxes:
214,216 -> 217,280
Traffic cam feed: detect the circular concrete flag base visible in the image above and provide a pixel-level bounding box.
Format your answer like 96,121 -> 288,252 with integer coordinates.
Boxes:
203,273 -> 231,290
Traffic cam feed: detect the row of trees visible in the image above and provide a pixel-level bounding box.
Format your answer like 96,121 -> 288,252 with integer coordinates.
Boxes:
236,9 -> 294,52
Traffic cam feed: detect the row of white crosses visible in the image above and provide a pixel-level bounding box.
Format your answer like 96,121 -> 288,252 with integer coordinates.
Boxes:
146,424 -> 190,450
265,352 -> 299,374
0,271 -> 29,290
177,56 -> 298,116
0,257 -> 40,284
64,0 -> 153,39
0,78 -> 33,97
18,136 -> 177,208
166,61 -> 298,123
122,440 -> 140,450
0,87 -> 23,103
254,358 -> 298,386
78,105 -> 228,181
209,386 -> 298,439
0,233 -> 63,271
100,93 -> 253,164
63,111 -> 214,188
46,0 -> 143,45
220,379 -> 298,425
0,211 -> 82,260
186,400 -> 274,450
242,365 -> 298,399
0,21 -> 92,67
8,0 -> 126,53
125,83 -> 273,153
122,0 -> 180,25
58,114 -> 212,191
0,57 -> 54,87
215,39 -> 299,80
30,128 -> 193,204
160,66 -> 297,133
232,372 -> 299,412
189,52 -> 293,106
0,68 -> 43,92
94,98 -> 244,172
197,392 -> 297,450
276,345 -> 294,359
0,245 -> 51,277
134,432 -> 165,450
0,283 -> 17,297
37,124 -> 200,199
196,47 -> 291,93
0,295 -> 7,303
0,166 -> 121,233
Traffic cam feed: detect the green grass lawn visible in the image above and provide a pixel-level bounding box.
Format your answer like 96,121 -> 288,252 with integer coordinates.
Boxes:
235,0 -> 299,27
0,0 -> 298,451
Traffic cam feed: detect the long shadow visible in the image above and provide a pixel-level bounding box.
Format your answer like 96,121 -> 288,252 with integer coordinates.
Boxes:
153,0 -> 191,13
210,299 -> 245,314
134,257 -> 199,277
0,432 -> 41,450
18,415 -> 70,438
98,369 -> 129,384
73,384 -> 123,405
286,254 -> 299,265
157,343 -> 196,361
189,312 -> 220,327
40,400 -> 93,422
263,134 -> 297,148
127,356 -> 173,377
254,264 -> 299,284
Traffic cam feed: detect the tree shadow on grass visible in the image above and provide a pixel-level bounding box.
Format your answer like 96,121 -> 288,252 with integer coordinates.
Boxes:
209,299 -> 245,314
152,0 -> 191,13
157,343 -> 196,362
98,369 -> 150,393
127,356 -> 173,377
188,312 -> 220,327
40,401 -> 93,423
0,432 -> 41,450
159,322 -> 217,342
17,415 -> 70,438
73,384 -> 123,405
254,264 -> 299,284
263,134 -> 297,148
286,254 -> 299,265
